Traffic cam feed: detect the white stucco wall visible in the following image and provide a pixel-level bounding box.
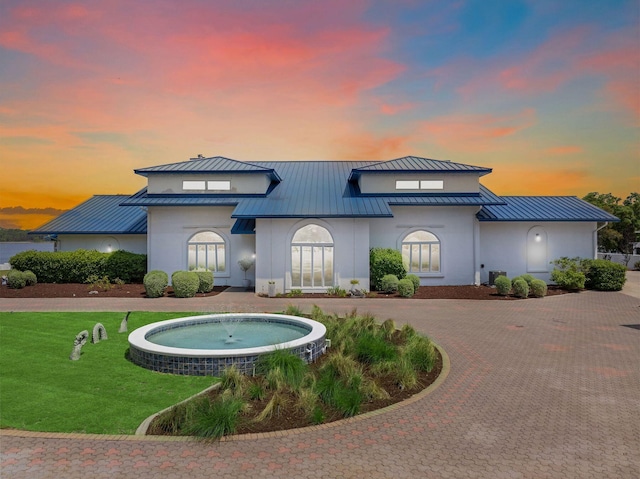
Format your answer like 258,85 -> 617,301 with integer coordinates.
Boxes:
56,235 -> 147,254
358,172 -> 480,194
369,205 -> 480,286
254,218 -> 370,294
147,173 -> 270,195
146,206 -> 255,286
478,221 -> 598,283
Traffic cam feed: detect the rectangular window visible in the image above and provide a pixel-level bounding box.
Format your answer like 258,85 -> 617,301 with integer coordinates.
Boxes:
207,180 -> 231,190
420,180 -> 444,190
396,180 -> 420,190
183,180 -> 206,190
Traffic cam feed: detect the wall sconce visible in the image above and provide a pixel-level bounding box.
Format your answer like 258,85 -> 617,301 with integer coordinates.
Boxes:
534,234 -> 541,242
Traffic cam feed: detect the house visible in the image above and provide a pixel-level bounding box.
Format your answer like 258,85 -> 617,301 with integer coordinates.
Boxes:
31,155 -> 619,292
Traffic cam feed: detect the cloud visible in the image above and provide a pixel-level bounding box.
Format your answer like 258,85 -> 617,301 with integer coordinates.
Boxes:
0,206 -> 68,216
420,109 -> 536,152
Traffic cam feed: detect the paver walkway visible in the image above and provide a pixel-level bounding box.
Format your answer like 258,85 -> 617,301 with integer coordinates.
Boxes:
1,283 -> 639,478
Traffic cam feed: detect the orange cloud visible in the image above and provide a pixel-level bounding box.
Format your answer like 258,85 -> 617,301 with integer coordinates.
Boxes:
420,109 -> 536,152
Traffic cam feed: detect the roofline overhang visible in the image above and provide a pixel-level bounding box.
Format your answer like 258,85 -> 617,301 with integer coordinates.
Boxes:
134,168 -> 282,183
348,168 -> 492,182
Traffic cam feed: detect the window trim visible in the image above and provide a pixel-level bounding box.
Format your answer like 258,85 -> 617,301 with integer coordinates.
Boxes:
186,230 -> 229,275
289,223 -> 335,289
401,229 -> 442,275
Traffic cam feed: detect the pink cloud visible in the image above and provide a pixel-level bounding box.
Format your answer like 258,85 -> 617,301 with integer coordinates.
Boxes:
379,102 -> 416,115
420,109 -> 536,152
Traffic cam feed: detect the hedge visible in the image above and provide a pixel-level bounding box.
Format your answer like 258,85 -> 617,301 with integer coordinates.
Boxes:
9,249 -> 147,284
582,259 -> 626,291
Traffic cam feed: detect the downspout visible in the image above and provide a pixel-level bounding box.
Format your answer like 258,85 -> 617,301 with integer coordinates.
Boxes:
593,222 -> 608,259
473,207 -> 482,285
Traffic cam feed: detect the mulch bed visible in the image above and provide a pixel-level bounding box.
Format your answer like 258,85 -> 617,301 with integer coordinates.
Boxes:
0,282 -> 569,300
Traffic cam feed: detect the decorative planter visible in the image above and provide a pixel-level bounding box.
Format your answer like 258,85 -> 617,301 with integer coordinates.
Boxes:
268,283 -> 276,297
242,279 -> 251,290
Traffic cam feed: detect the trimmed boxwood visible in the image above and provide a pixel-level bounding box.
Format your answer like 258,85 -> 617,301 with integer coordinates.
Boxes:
397,278 -> 415,297
494,276 -> 511,296
104,250 -> 147,283
144,270 -> 168,298
172,271 -> 199,298
530,279 -> 547,298
7,270 -> 26,289
405,274 -> 420,292
195,270 -> 214,293
370,248 -> 406,291
23,270 -> 37,286
512,278 -> 529,298
380,274 -> 399,293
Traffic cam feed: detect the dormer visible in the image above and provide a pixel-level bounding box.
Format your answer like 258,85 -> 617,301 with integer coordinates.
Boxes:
134,156 -> 281,195
348,156 -> 492,195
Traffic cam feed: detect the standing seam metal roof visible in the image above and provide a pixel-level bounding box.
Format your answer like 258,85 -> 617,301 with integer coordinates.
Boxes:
29,196 -> 147,234
476,196 -> 620,222
133,156 -> 281,181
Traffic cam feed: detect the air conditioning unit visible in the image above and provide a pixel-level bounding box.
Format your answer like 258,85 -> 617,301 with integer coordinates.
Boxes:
489,271 -> 507,286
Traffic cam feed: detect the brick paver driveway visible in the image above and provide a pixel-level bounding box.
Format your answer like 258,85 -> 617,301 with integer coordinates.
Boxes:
1,287 -> 639,478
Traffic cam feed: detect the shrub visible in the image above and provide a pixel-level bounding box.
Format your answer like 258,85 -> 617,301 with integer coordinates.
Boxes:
581,259 -> 627,291
380,274 -> 399,293
406,274 -> 420,291
22,270 -> 37,286
7,270 -> 26,289
184,396 -> 245,440
143,270 -> 168,298
355,332 -> 398,364
635,260 -> 640,271
550,257 -> 585,290
104,250 -> 147,283
171,271 -> 199,298
327,285 -> 347,297
194,270 -> 214,293
10,249 -> 107,283
494,275 -> 511,296
256,350 -> 307,390
520,274 -> 535,286
397,278 -> 414,297
512,278 -> 529,298
370,248 -> 406,290
404,336 -> 436,372
85,274 -> 111,291
530,279 -> 547,298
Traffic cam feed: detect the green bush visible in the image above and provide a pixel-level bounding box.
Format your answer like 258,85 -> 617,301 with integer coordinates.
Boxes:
520,274 -> 535,287
7,270 -> 26,289
22,270 -> 37,286
634,260 -> 640,271
143,270 -> 168,298
355,332 -> 398,364
195,270 -> 214,293
10,249 -> 107,283
581,259 -> 627,291
512,278 -> 529,298
171,271 -> 199,298
494,275 -> 511,296
370,248 -> 406,291
406,274 -> 420,291
550,257 -> 585,290
530,279 -> 547,298
184,396 -> 245,440
404,336 -> 436,373
397,278 -> 415,297
380,274 -> 399,293
104,250 -> 147,283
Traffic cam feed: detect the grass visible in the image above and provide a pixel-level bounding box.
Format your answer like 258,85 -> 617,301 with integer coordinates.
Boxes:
0,312 -> 217,434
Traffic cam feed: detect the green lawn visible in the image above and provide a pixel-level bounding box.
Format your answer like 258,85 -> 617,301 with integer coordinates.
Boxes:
0,312 -> 217,434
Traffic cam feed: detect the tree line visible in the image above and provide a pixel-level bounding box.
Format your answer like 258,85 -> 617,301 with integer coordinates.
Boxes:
582,192 -> 640,254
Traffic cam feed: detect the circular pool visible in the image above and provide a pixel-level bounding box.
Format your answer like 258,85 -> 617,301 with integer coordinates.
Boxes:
128,313 -> 327,376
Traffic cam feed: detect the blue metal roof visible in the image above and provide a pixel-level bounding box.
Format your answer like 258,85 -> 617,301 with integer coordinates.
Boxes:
134,156 -> 282,181
349,156 -> 492,179
30,196 -> 147,234
476,196 -> 620,222
231,218 -> 256,235
122,161 -> 505,217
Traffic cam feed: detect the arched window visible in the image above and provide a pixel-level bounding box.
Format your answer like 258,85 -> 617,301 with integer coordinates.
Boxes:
402,230 -> 440,273
187,231 -> 226,272
291,224 -> 334,288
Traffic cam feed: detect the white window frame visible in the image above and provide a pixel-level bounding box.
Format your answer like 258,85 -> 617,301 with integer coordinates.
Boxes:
420,180 -> 444,190
183,180 -> 206,191
401,230 -> 441,274
290,224 -> 334,289
207,180 -> 231,191
396,180 -> 420,190
187,231 -> 227,273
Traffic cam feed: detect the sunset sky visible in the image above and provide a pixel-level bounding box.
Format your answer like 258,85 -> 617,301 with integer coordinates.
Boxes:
1,0 -> 638,230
